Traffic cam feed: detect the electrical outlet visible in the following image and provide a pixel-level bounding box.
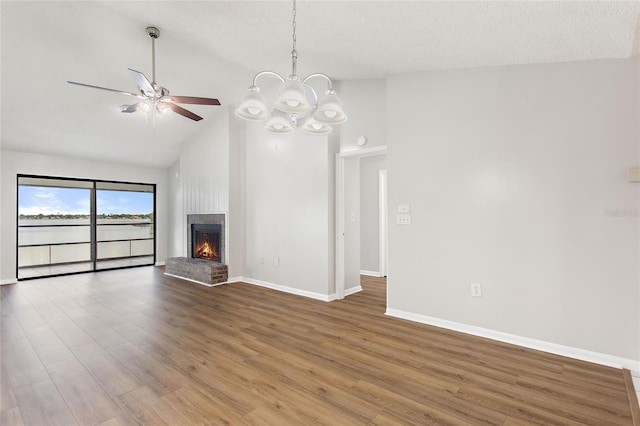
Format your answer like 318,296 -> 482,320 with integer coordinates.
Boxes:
274,256 -> 280,266
397,214 -> 411,225
470,283 -> 482,297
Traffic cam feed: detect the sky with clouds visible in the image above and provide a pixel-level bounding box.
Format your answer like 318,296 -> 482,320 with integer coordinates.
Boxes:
19,186 -> 153,216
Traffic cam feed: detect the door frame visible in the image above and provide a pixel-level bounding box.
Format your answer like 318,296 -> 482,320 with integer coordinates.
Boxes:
378,169 -> 388,277
335,145 -> 387,300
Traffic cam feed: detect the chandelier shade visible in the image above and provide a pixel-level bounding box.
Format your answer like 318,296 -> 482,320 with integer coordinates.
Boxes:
264,110 -> 295,133
301,116 -> 333,135
313,90 -> 347,124
235,86 -> 269,120
235,0 -> 346,135
273,78 -> 313,114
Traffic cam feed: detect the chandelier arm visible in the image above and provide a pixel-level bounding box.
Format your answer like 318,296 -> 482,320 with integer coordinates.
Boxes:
303,84 -> 319,106
302,73 -> 334,91
252,71 -> 286,87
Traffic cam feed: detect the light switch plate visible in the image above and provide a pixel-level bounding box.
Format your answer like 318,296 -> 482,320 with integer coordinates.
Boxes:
397,214 -> 411,225
398,205 -> 410,213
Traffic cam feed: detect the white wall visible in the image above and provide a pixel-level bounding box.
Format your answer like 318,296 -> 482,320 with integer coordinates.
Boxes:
344,157 -> 361,292
167,160 -> 183,259
360,154 -> 387,273
0,150 -> 169,282
228,108 -> 246,279
387,59 -> 640,364
339,79 -> 387,152
243,123 -> 332,296
174,106 -> 250,277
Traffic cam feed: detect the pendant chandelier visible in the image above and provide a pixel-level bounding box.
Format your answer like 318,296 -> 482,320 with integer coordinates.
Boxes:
235,0 -> 347,135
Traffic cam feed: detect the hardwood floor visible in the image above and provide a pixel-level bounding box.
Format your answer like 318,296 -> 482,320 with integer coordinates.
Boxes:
1,267 -> 636,425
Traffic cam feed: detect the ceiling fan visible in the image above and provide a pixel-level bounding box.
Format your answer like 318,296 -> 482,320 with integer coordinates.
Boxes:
67,26 -> 220,121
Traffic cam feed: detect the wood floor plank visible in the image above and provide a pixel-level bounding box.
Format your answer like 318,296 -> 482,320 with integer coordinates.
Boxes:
0,361 -> 17,412
115,386 -> 191,426
0,406 -> 24,426
13,378 -> 78,426
1,314 -> 26,342
47,357 -> 122,426
23,324 -> 75,366
1,337 -> 49,388
161,385 -> 247,425
3,269 -> 635,425
107,341 -> 188,397
72,343 -> 141,398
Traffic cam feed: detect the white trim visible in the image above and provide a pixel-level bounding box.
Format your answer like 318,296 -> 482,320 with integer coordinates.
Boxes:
155,261 -> 166,266
0,278 -> 17,286
239,277 -> 334,302
225,276 -> 244,284
386,308 -> 640,371
163,272 -> 226,288
339,146 -> 387,158
378,170 -> 388,278
335,153 -> 345,300
360,270 -> 380,277
345,285 -> 363,296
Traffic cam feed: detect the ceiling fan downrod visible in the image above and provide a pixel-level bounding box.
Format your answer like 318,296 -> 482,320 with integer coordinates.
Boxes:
146,26 -> 160,85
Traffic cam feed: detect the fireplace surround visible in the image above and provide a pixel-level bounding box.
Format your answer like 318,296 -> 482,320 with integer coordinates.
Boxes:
165,213 -> 228,286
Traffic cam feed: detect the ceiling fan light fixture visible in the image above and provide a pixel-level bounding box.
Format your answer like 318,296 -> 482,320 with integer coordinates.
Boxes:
67,25 -> 220,122
235,0 -> 346,136
157,102 -> 171,115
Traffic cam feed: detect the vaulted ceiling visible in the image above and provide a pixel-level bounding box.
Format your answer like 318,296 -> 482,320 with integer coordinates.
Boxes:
2,1 -> 639,168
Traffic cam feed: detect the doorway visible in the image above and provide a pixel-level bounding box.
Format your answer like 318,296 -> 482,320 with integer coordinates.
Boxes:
335,145 -> 387,300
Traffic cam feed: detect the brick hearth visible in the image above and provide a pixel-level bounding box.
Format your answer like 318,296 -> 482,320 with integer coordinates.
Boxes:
165,257 -> 228,286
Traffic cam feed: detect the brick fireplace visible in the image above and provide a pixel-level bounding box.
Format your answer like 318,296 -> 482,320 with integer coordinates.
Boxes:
165,213 -> 228,286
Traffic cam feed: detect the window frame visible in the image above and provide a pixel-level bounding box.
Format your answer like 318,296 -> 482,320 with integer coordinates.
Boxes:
16,174 -> 156,280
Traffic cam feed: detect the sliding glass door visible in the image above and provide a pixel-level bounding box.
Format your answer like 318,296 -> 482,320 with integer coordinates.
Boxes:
17,175 -> 155,280
96,182 -> 155,270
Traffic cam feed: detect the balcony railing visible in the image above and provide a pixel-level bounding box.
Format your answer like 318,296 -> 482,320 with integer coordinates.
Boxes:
18,221 -> 154,269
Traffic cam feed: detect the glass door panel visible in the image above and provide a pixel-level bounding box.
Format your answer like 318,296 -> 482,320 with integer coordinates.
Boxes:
17,182 -> 92,279
95,188 -> 154,270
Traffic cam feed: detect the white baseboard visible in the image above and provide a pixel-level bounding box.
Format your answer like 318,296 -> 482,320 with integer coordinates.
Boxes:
345,285 -> 363,296
385,308 -> 640,371
327,285 -> 364,301
235,277 -> 333,302
155,261 -> 166,266
163,272 -> 225,288
360,270 -> 381,277
0,278 -> 17,286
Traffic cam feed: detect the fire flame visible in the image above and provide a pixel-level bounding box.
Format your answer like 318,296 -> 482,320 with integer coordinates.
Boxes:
196,234 -> 218,260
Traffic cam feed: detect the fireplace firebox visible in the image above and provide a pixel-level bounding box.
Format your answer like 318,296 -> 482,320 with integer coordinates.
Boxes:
191,224 -> 221,262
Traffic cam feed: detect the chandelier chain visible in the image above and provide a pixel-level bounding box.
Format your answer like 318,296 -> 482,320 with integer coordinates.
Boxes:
292,0 -> 297,53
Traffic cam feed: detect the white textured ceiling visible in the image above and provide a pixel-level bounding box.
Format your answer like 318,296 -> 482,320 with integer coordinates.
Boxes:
2,1 -> 639,168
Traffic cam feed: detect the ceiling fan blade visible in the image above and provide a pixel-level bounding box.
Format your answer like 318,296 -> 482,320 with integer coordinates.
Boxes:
120,103 -> 144,113
67,81 -> 142,98
128,68 -> 155,94
166,103 -> 203,121
166,96 -> 221,106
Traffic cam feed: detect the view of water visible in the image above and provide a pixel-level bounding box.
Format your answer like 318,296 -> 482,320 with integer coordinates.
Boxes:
18,219 -> 154,245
